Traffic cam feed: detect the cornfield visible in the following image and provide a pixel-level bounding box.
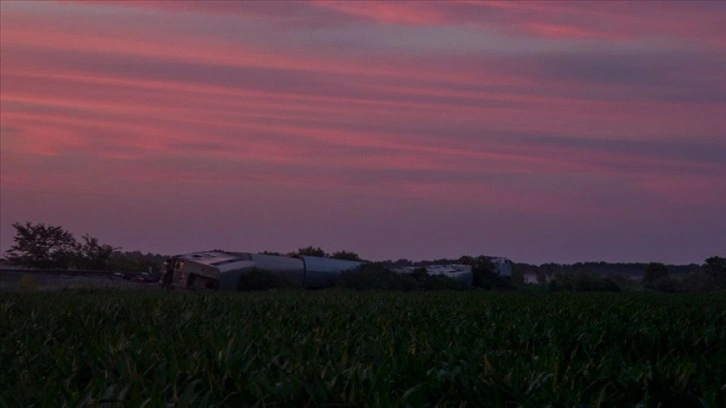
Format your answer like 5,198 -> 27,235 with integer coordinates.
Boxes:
1,290 -> 725,407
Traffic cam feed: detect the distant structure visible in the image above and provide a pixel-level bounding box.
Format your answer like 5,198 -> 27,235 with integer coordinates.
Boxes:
161,251 -> 363,290
392,256 -> 512,287
489,257 -> 513,277
393,264 -> 473,286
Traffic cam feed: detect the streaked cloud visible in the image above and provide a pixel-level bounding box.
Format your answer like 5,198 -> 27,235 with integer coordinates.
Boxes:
1,0 -> 724,263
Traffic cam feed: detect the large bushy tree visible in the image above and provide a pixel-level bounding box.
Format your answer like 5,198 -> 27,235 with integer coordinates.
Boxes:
704,256 -> 725,277
643,262 -> 669,284
75,234 -> 116,270
5,222 -> 79,269
6,221 -> 118,271
703,256 -> 726,288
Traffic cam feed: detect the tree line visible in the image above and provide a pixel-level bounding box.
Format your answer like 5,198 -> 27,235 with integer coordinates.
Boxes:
4,222 -> 164,272
262,246 -> 363,261
4,221 -> 724,293
515,258 -> 726,293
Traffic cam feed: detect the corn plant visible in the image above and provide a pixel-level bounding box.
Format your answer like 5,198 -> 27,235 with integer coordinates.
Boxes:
1,290 -> 724,407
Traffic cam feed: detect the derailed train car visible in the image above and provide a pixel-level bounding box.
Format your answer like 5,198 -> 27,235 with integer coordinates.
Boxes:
161,251 -> 363,290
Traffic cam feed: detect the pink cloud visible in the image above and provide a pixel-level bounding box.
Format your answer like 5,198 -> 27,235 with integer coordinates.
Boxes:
310,1 -> 726,45
2,0 -> 724,263
60,0 -> 726,46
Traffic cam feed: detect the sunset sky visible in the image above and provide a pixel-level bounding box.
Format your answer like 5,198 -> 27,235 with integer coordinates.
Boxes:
1,1 -> 724,264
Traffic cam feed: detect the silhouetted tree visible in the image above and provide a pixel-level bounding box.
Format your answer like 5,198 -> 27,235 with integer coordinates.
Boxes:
107,251 -> 165,273
293,246 -> 327,258
337,263 -> 465,291
5,222 -> 78,269
547,272 -> 620,292
704,256 -> 726,278
5,221 -> 168,272
411,267 -> 429,281
643,262 -> 669,284
703,256 -> 726,288
472,256 -> 513,290
75,234 -> 116,270
330,250 -> 361,261
384,258 -> 413,268
680,270 -> 719,293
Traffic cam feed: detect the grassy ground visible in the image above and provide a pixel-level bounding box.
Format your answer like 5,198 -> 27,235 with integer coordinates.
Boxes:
1,289 -> 725,407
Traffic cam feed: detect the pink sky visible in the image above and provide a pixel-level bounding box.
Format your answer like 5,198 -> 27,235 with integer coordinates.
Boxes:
1,1 -> 724,264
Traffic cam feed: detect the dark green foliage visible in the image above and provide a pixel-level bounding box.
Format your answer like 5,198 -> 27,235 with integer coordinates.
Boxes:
704,256 -> 726,288
643,262 -> 669,284
575,272 -> 621,292
75,234 -> 116,270
680,271 -> 721,293
649,276 -> 683,293
237,268 -> 300,290
381,258 -> 414,268
5,221 -> 78,269
604,273 -> 638,290
337,263 -> 419,291
644,257 -> 726,293
515,261 -> 702,281
1,291 -> 724,407
704,256 -> 726,276
292,246 -> 327,258
337,263 -> 466,291
548,272 -> 621,292
472,257 -> 513,290
419,274 -> 468,290
409,267 -> 468,291
411,266 -> 429,281
5,221 -> 163,272
107,251 -> 166,273
547,273 -> 574,291
330,250 -> 362,261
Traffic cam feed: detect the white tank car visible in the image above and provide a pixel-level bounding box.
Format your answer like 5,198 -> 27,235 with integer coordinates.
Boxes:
163,251 -> 362,290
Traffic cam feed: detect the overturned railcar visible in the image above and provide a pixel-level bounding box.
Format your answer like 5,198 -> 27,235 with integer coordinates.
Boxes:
162,251 -> 363,290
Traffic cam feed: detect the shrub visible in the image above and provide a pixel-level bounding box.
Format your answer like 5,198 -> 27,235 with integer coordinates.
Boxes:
338,263 -> 418,291
338,263 -> 466,291
419,274 -> 467,290
605,273 -> 638,291
647,276 -> 683,293
643,262 -> 669,284
680,271 -> 720,293
548,272 -> 620,292
330,250 -> 362,261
